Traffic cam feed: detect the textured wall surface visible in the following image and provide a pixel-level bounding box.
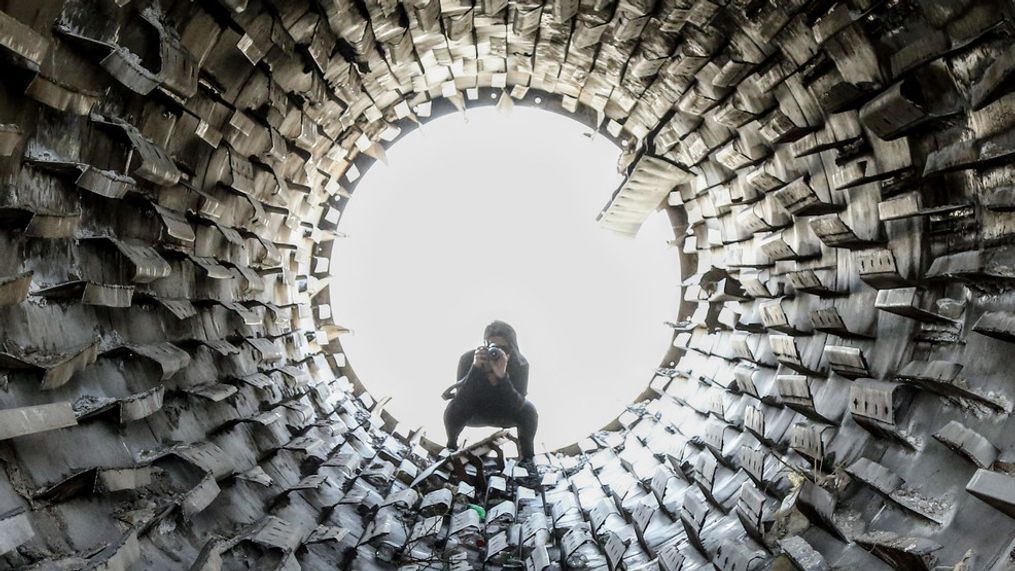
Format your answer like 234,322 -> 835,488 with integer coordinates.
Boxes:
0,0 -> 1014,569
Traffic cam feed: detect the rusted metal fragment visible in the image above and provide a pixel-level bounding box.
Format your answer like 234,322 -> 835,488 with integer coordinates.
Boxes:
0,271 -> 32,305
0,402 -> 77,440
0,507 -> 34,555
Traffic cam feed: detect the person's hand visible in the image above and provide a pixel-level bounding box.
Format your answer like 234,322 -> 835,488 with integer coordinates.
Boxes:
488,347 -> 508,382
472,346 -> 490,370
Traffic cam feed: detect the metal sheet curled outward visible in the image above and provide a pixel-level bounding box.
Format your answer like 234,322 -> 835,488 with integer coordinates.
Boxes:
78,236 -> 171,283
126,342 -> 192,380
90,114 -> 182,187
73,385 -> 165,425
0,271 -> 33,306
966,469 -> 1015,518
0,508 -> 35,555
0,402 -> 78,440
933,421 -> 999,469
23,155 -> 135,199
598,154 -> 694,238
0,341 -> 99,390
0,10 -> 50,70
33,465 -> 155,503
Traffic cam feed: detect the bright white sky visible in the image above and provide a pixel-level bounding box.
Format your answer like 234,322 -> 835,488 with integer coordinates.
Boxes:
329,104 -> 680,454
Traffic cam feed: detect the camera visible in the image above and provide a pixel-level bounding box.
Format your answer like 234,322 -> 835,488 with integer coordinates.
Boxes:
486,344 -> 505,361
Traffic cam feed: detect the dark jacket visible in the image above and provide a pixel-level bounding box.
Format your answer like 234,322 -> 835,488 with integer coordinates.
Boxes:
454,350 -> 529,414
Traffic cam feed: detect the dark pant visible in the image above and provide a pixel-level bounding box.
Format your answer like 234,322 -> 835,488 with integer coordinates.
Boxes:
443,397 -> 539,459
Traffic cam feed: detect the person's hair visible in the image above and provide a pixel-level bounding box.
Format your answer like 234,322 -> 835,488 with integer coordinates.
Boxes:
484,320 -> 527,366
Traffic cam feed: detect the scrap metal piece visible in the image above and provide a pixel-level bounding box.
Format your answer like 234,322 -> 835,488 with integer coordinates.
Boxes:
0,402 -> 77,440
0,10 -> 50,70
90,114 -> 182,186
0,341 -> 99,390
0,271 -> 32,305
933,421 -> 999,469
966,469 -> 1015,518
74,385 -> 165,424
126,342 -> 191,380
32,280 -> 134,308
0,124 -> 22,157
598,155 -> 693,238
0,508 -> 34,555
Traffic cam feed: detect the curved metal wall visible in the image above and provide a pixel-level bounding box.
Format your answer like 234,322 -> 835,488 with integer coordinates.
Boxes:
0,0 -> 1013,569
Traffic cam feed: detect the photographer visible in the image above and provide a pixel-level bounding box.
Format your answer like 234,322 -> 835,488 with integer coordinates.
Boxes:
442,320 -> 539,463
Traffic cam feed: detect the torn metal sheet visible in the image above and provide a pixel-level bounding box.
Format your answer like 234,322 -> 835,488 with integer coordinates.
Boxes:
0,402 -> 77,440
184,382 -> 238,402
0,341 -> 99,390
0,507 -> 34,555
126,342 -> 191,380
182,473 -> 221,518
248,516 -> 305,552
0,10 -> 50,69
90,114 -> 183,186
0,271 -> 32,305
34,465 -> 154,502
74,385 -> 165,425
32,280 -> 134,308
24,156 -> 134,199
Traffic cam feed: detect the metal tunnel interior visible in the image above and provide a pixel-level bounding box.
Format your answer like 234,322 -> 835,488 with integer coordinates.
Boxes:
1,0 -> 1014,569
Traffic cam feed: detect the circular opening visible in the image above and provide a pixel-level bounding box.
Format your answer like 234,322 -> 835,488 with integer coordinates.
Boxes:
330,106 -> 680,451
